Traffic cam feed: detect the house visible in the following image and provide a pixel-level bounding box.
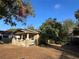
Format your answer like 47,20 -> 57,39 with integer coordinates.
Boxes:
12,29 -> 40,47
0,31 -> 4,41
0,31 -> 13,43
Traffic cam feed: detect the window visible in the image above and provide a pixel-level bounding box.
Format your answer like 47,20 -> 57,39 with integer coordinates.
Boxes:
3,35 -> 8,38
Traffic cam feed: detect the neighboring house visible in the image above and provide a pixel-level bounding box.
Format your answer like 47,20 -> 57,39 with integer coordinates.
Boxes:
0,31 -> 13,43
0,31 -> 4,41
12,29 -> 40,47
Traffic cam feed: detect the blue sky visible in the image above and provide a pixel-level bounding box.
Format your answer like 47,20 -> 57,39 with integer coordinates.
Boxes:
0,0 -> 79,30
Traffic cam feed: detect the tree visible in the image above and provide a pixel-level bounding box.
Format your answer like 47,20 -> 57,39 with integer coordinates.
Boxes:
7,28 -> 17,32
39,18 -> 62,44
0,0 -> 34,26
60,19 -> 76,44
27,25 -> 35,30
75,10 -> 79,28
63,19 -> 75,33
75,10 -> 79,21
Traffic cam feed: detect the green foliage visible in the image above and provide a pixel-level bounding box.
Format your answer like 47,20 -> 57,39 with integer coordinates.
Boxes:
59,19 -> 75,44
0,0 -> 34,26
7,28 -> 17,32
62,19 -> 75,33
75,10 -> 79,27
39,18 -> 62,44
73,28 -> 79,35
39,18 -> 76,45
75,10 -> 79,20
27,25 -> 35,30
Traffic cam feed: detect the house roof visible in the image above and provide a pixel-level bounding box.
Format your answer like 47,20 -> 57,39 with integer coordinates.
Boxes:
14,29 -> 39,34
0,29 -> 40,35
24,29 -> 39,34
0,31 -> 13,35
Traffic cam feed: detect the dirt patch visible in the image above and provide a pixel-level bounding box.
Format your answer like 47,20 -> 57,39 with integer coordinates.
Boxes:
0,44 -> 62,59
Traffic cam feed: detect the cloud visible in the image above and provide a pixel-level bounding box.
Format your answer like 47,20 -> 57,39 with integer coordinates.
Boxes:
54,4 -> 61,9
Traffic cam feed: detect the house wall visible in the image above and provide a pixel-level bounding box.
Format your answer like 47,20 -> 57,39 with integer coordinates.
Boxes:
34,34 -> 39,45
0,34 -> 13,43
12,33 -> 40,47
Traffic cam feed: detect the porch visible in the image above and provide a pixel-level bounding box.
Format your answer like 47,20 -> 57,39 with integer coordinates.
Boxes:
12,33 -> 39,47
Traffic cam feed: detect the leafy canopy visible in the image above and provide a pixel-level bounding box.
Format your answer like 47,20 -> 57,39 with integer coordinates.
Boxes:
40,18 -> 62,40
62,19 -> 75,33
0,0 -> 34,26
75,10 -> 79,20
27,25 -> 35,30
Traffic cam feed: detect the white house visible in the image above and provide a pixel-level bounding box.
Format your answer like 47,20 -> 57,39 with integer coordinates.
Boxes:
12,29 -> 40,47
